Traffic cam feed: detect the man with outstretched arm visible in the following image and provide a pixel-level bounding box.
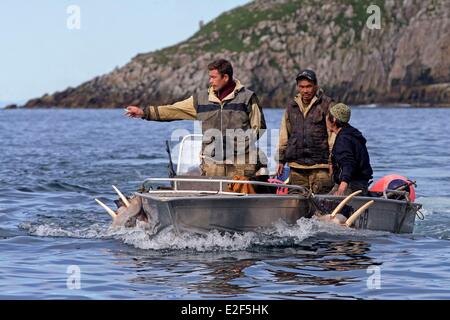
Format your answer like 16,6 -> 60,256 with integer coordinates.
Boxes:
125,59 -> 267,178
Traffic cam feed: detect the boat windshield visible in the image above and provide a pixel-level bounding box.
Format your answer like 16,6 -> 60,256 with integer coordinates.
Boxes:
176,134 -> 202,176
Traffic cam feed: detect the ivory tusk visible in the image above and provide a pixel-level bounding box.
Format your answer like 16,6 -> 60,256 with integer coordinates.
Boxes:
95,198 -> 117,219
112,185 -> 130,207
345,200 -> 375,227
330,190 -> 363,218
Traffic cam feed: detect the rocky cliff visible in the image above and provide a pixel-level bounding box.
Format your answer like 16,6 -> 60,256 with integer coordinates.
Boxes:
23,0 -> 450,108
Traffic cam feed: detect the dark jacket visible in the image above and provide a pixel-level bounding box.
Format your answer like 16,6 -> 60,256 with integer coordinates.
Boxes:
283,91 -> 334,165
331,125 -> 373,185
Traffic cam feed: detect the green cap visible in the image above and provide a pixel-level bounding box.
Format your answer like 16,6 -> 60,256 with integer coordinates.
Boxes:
330,103 -> 351,123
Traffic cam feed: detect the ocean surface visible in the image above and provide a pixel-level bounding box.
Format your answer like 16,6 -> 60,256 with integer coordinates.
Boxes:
1,107 -> 450,300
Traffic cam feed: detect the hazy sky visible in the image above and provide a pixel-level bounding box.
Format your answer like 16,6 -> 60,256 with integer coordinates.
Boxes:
0,0 -> 249,102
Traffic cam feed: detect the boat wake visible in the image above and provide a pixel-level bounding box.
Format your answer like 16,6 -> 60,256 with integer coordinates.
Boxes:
20,217 -> 384,252
412,196 -> 450,240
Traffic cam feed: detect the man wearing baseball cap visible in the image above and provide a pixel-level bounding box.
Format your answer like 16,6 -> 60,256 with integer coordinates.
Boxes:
276,69 -> 336,194
326,103 -> 373,196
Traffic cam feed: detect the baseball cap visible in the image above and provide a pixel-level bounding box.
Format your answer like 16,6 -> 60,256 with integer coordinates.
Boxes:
296,69 -> 317,84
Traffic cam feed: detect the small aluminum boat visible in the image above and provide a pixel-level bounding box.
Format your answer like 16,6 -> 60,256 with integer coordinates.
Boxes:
96,134 -> 423,234
136,177 -> 422,234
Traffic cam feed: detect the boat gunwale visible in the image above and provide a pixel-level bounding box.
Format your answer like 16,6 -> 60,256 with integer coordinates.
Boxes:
142,177 -> 308,192
135,191 -> 309,202
137,177 -> 421,209
135,191 -> 421,210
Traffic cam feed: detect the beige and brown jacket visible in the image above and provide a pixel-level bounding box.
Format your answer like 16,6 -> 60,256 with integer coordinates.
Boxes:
142,80 -> 266,163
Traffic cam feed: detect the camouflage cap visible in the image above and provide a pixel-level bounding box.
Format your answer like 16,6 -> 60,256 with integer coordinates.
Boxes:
330,103 -> 351,123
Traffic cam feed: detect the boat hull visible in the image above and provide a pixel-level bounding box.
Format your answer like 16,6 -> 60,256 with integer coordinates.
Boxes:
137,192 -> 421,234
315,195 -> 419,233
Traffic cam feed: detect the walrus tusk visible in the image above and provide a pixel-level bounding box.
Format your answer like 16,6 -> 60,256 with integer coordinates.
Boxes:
330,190 -> 363,218
95,198 -> 117,219
345,200 -> 375,227
112,185 -> 130,207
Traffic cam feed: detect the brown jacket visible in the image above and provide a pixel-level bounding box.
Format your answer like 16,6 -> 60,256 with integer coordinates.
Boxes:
142,80 -> 265,135
276,89 -> 336,169
142,80 -> 266,164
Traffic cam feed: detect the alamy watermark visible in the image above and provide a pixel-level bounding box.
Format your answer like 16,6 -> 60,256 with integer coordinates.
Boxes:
66,5 -> 81,30
170,123 -> 280,166
366,5 -> 381,30
367,265 -> 381,289
66,265 -> 81,289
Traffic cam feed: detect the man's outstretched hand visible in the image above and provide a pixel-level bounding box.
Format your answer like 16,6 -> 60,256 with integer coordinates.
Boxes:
125,106 -> 144,118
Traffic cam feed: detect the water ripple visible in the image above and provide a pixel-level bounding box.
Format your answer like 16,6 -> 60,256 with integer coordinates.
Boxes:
1,108 -> 450,299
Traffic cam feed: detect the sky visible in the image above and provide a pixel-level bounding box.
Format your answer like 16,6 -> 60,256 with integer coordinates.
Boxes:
0,0 -> 250,103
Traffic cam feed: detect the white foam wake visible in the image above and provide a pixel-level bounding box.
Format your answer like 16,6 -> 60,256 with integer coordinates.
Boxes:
21,217 -> 383,251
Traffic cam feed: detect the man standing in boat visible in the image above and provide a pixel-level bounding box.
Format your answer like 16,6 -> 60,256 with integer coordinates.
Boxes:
125,59 -> 267,178
276,69 -> 335,194
326,103 -> 373,195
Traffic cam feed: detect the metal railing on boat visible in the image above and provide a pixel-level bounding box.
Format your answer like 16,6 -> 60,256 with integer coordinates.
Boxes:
142,177 -> 308,194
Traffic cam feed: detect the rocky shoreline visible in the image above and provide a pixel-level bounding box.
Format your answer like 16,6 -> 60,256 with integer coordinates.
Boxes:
20,0 -> 450,109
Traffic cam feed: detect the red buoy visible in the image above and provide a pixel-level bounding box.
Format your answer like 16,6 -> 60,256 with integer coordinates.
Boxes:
370,174 -> 416,202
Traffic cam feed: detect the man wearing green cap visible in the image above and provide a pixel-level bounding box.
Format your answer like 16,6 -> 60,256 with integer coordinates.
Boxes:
276,69 -> 335,194
326,103 -> 373,195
